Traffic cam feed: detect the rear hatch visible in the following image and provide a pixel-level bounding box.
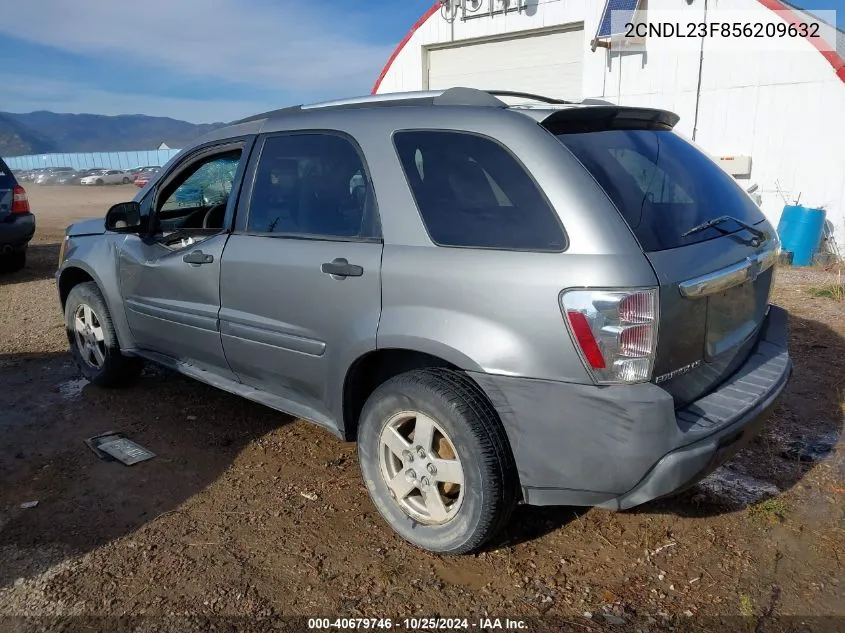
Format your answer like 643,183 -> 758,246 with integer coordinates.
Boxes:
0,158 -> 16,221
546,107 -> 777,407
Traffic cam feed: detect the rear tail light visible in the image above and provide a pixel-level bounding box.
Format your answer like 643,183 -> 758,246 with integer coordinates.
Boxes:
11,185 -> 30,213
561,288 -> 659,384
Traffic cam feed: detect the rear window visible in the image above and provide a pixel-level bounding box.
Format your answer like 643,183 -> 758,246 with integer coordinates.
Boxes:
394,131 -> 565,252
557,129 -> 766,252
0,158 -> 15,188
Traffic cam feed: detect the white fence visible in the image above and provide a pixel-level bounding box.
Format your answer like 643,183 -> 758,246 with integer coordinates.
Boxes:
6,149 -> 182,171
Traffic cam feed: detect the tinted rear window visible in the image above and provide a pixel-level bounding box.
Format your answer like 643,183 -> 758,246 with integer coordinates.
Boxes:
557,130 -> 765,251
394,131 -> 565,251
0,159 -> 15,188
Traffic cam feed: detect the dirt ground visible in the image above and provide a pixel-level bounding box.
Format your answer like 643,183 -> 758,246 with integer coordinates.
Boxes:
1,186 -> 843,632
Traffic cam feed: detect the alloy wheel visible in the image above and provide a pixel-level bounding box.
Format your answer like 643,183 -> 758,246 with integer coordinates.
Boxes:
73,303 -> 106,369
378,410 -> 465,525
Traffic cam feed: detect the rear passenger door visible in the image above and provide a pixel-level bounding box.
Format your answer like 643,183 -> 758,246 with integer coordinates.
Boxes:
219,132 -> 383,430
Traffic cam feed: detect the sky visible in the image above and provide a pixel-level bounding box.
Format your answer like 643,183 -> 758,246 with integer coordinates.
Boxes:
0,0 -> 435,123
0,0 -> 842,123
790,0 -> 845,26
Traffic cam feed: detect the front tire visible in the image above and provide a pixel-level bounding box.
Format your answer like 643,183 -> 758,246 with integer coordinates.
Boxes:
122,177 -> 130,184
96,178 -> 104,186
357,368 -> 518,555
64,282 -> 142,387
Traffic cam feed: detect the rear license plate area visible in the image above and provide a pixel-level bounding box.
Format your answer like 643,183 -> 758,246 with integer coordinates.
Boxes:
705,281 -> 761,359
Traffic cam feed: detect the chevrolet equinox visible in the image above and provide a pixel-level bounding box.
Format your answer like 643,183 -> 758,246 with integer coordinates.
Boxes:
56,88 -> 792,554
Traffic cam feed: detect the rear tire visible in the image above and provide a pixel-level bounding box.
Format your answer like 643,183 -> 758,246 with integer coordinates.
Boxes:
357,368 -> 518,555
0,249 -> 25,273
122,177 -> 130,184
64,282 -> 142,387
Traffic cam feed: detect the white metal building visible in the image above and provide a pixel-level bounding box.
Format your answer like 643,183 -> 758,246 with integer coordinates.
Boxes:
373,0 -> 845,253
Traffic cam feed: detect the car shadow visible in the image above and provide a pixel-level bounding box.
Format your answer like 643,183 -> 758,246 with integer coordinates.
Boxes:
0,351 -> 294,588
490,312 -> 844,549
0,243 -> 60,286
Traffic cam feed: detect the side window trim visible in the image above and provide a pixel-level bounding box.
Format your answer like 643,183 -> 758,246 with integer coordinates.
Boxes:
234,129 -> 382,242
148,137 -> 255,237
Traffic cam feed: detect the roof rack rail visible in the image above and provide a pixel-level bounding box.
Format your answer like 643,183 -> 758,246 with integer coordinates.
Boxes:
234,87 -> 550,124
233,105 -> 302,125
301,90 -> 443,109
302,87 -> 506,110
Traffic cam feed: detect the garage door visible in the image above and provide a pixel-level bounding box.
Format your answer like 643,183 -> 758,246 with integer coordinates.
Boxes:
427,28 -> 584,101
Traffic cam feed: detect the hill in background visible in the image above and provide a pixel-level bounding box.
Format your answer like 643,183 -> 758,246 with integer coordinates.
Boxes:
0,113 -> 59,156
0,111 -> 227,156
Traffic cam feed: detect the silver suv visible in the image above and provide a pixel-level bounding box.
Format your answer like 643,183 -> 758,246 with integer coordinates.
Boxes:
56,88 -> 792,554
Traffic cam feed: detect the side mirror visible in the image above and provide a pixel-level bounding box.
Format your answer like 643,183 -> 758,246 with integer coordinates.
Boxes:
105,201 -> 142,232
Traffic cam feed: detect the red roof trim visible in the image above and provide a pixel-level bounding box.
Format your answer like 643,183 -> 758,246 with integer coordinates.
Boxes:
756,0 -> 845,82
372,2 -> 440,95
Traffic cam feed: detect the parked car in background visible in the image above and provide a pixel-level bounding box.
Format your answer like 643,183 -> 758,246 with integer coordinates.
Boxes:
53,168 -> 106,186
39,172 -> 64,186
55,88 -> 792,555
34,167 -> 74,185
131,166 -> 160,182
18,168 -> 45,182
42,168 -> 85,185
26,168 -> 54,182
133,168 -> 160,189
127,165 -> 161,179
80,169 -> 132,186
24,168 -> 47,182
0,156 -> 34,272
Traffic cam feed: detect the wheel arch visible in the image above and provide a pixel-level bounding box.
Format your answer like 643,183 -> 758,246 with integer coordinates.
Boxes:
58,264 -> 96,309
341,347 -> 470,441
58,261 -> 133,351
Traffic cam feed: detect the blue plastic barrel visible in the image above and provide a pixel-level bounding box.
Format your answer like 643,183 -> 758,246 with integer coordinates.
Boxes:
776,205 -> 827,267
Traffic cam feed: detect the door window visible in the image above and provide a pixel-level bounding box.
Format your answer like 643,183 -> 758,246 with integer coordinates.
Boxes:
155,149 -> 242,233
393,131 -> 566,251
247,134 -> 378,239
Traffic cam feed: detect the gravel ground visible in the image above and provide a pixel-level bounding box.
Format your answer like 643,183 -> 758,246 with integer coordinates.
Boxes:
0,186 -> 843,632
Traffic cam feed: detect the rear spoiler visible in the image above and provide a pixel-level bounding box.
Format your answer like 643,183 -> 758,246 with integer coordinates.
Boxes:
539,106 -> 680,134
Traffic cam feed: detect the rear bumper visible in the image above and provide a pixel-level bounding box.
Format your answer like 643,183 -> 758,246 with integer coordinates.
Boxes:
0,213 -> 36,249
470,305 -> 792,509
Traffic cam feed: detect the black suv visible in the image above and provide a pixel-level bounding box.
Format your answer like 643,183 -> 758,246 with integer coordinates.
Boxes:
0,157 -> 35,272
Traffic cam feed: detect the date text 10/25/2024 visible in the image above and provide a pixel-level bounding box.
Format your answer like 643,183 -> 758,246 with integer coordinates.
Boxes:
308,618 -> 528,630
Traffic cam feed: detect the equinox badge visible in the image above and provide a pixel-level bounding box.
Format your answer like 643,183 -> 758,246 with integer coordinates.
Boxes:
654,360 -> 703,384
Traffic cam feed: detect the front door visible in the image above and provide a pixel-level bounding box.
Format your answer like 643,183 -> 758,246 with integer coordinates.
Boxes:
219,132 -> 383,426
118,142 -> 249,378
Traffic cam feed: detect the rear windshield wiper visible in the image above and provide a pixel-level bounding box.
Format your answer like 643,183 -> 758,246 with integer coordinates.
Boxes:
682,215 -> 766,244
